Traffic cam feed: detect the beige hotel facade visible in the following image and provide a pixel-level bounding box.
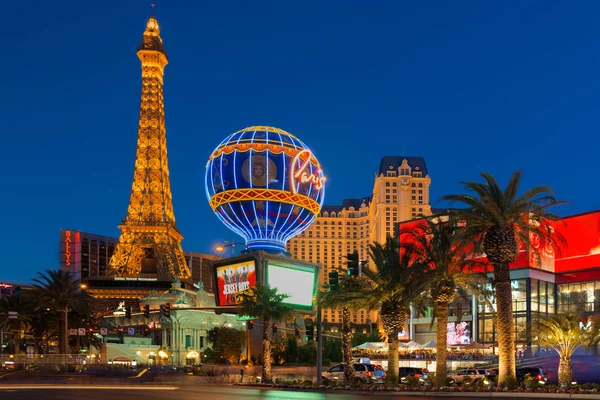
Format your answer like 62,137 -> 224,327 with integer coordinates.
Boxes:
287,156 -> 433,329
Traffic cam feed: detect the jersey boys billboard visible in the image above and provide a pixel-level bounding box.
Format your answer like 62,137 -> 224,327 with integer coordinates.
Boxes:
212,255 -> 319,309
216,260 -> 256,306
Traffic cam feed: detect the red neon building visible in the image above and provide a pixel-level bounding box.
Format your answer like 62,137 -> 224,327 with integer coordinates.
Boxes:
395,210 -> 600,349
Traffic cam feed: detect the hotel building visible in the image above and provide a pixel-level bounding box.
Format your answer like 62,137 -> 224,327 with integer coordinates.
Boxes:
287,156 -> 432,329
60,230 -> 219,292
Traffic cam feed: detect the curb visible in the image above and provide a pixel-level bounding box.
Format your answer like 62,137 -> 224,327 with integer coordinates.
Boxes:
234,385 -> 600,398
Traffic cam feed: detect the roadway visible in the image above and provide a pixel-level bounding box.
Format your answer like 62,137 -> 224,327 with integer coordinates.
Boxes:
0,384 -> 484,400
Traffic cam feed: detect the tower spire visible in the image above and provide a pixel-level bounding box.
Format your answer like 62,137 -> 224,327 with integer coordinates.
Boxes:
108,16 -> 190,279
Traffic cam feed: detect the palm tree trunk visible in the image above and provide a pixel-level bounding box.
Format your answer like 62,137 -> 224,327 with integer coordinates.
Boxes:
494,264 -> 516,387
435,301 -> 449,385
386,313 -> 405,385
558,357 -> 572,388
59,308 -> 68,355
387,331 -> 399,384
261,316 -> 272,383
341,306 -> 354,384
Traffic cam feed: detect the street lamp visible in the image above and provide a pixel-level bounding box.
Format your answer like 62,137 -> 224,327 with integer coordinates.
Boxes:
214,242 -> 265,268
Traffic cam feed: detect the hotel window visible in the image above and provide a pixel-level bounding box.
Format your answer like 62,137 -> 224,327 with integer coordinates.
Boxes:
418,183 -> 423,187
413,172 -> 422,177
412,196 -> 416,200
418,190 -> 423,194
392,182 -> 397,187
385,182 -> 390,186
386,171 -> 396,177
412,190 -> 416,194
412,183 -> 416,187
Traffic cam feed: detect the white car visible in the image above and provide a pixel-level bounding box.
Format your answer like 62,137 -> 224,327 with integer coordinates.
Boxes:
447,369 -> 488,384
323,363 -> 383,384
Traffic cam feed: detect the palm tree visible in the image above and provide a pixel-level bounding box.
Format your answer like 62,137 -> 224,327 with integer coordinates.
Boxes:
0,293 -> 33,353
320,273 -> 370,384
403,217 -> 490,385
362,237 -> 428,383
441,171 -> 564,386
236,283 -> 293,383
537,314 -> 600,388
31,269 -> 89,355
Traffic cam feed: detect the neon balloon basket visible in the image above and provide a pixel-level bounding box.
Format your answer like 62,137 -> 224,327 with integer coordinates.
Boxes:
205,126 -> 326,253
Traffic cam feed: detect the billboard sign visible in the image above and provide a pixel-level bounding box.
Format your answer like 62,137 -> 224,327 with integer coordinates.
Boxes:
266,261 -> 318,309
215,260 -> 257,306
447,321 -> 471,345
555,211 -> 600,272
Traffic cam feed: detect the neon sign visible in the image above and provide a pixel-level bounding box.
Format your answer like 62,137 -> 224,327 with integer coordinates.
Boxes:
0,283 -> 13,289
64,231 -> 72,266
290,149 -> 326,194
63,230 -> 80,267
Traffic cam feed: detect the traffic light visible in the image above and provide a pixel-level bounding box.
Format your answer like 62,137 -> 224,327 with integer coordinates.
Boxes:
143,304 -> 150,319
295,327 -> 300,337
328,271 -> 339,292
306,325 -> 314,341
246,320 -> 254,330
144,326 -> 150,336
125,306 -> 132,319
88,327 -> 94,335
164,303 -> 171,318
272,323 -> 278,334
347,251 -> 359,276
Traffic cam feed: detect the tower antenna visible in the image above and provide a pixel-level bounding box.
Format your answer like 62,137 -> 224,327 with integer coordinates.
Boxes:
151,3 -> 155,17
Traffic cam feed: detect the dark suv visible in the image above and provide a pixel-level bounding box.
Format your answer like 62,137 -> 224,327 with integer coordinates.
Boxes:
516,367 -> 549,384
399,367 -> 430,384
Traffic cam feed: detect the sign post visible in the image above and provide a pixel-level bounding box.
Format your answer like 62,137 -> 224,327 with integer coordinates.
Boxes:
316,301 -> 323,385
8,312 -> 17,320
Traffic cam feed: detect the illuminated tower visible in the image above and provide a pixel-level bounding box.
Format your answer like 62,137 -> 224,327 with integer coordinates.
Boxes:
108,13 -> 190,279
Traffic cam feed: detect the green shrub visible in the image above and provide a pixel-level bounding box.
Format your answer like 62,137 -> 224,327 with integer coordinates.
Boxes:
501,376 -> 519,389
404,375 -> 420,387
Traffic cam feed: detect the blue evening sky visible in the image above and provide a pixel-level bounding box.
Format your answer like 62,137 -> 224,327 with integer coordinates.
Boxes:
2,1 -> 599,282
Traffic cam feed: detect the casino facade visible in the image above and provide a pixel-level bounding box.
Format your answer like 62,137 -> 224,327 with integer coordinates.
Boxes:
397,209 -> 600,353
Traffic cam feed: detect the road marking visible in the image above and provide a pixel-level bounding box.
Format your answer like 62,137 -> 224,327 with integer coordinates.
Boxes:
0,368 -> 36,379
129,368 -> 149,378
0,385 -> 178,390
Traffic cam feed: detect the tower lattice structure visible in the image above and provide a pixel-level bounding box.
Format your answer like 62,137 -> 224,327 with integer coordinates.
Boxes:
108,14 -> 190,279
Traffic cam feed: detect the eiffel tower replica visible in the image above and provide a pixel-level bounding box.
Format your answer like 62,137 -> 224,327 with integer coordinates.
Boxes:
107,12 -> 190,280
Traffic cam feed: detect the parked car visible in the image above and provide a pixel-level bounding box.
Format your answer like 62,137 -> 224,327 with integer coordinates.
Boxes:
447,369 -> 488,384
322,363 -> 383,384
516,367 -> 548,384
399,367 -> 430,384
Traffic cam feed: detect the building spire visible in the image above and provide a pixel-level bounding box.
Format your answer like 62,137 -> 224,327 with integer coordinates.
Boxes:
108,12 -> 188,279
138,8 -> 168,59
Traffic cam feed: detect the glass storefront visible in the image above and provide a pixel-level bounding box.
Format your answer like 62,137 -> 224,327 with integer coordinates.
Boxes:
558,281 -> 600,313
477,278 -> 555,348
